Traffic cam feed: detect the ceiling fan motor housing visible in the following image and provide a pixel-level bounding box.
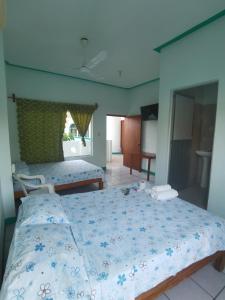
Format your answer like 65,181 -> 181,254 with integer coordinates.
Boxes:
80,37 -> 88,48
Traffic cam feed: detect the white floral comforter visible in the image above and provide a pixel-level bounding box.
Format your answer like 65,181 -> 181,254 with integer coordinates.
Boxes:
1,184 -> 225,300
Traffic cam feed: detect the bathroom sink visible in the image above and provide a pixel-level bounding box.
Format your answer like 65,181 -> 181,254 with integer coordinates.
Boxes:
195,150 -> 212,188
196,150 -> 212,157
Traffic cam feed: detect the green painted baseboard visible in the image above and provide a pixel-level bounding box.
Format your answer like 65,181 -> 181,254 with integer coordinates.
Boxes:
112,152 -> 122,155
5,217 -> 17,225
141,169 -> 155,176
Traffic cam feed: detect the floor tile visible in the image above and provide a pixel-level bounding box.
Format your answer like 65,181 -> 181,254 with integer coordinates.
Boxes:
165,278 -> 212,300
191,263 -> 225,297
216,287 -> 225,300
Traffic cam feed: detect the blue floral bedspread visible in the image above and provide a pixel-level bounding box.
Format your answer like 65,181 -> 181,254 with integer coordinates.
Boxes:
14,160 -> 104,192
1,224 -> 92,300
1,184 -> 225,299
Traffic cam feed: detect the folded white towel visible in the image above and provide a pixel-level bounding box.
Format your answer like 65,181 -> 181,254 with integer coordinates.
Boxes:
150,189 -> 178,201
145,188 -> 152,195
152,184 -> 171,193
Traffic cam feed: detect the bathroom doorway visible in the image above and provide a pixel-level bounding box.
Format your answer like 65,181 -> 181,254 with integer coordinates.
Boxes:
169,82 -> 218,209
106,115 -> 125,167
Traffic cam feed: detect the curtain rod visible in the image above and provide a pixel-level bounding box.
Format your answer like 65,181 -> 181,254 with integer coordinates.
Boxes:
7,93 -> 16,102
7,93 -> 98,108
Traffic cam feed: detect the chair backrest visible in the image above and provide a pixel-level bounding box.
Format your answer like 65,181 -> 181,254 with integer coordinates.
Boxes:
13,173 -> 55,196
13,174 -> 29,196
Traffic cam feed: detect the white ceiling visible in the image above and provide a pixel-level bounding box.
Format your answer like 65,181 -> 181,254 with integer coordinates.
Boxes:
4,0 -> 225,88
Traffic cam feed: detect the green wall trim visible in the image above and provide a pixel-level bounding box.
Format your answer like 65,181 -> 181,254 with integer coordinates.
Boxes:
154,9 -> 225,53
129,77 -> 160,89
5,60 -> 127,90
112,152 -> 122,155
5,217 -> 17,225
141,168 -> 155,176
5,60 -> 160,90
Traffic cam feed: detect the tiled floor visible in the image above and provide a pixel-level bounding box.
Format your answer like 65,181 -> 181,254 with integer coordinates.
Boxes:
179,185 -> 208,210
3,154 -> 225,299
105,154 -> 155,187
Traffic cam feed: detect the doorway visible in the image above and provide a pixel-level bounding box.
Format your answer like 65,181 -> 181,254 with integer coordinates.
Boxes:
106,115 -> 142,169
169,82 -> 218,209
106,115 -> 125,167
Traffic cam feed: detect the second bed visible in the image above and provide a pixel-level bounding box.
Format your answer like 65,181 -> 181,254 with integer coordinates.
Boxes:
13,159 -> 104,198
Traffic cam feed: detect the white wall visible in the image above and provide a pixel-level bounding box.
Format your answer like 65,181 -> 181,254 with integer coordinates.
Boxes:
0,183 -> 5,280
156,17 -> 225,218
128,80 -> 159,173
6,65 -> 160,173
128,80 -> 159,115
0,32 -> 15,219
6,65 -> 128,168
106,116 -> 121,153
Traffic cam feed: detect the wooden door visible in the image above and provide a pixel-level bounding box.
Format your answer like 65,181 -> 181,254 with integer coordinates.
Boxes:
120,120 -> 124,154
122,115 -> 142,171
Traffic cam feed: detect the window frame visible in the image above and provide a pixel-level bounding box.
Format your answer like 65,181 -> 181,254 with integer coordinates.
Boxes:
63,112 -> 93,158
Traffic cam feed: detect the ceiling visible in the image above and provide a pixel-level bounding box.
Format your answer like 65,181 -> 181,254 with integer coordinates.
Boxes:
4,0 -> 225,88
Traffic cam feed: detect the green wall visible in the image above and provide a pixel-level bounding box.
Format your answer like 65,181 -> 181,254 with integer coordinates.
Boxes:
156,17 -> 225,218
128,80 -> 159,174
0,184 -> 5,280
6,65 -> 128,168
0,32 -> 15,219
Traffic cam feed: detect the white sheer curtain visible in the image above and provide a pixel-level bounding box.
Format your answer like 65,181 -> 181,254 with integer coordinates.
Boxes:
0,0 -> 5,29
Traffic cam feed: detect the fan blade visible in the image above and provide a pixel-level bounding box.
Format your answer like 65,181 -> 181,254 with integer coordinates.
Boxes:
86,50 -> 107,69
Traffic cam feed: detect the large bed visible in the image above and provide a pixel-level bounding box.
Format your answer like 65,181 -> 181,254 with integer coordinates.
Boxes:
13,159 -> 105,199
1,184 -> 225,299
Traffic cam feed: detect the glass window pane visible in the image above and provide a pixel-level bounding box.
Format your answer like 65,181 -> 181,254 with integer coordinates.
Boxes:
63,111 -> 92,157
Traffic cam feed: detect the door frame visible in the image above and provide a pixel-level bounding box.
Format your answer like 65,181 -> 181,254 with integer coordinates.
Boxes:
168,93 -> 195,189
106,114 -> 126,156
106,114 -> 142,160
122,115 -> 142,171
106,114 -> 126,117
168,82 -> 218,208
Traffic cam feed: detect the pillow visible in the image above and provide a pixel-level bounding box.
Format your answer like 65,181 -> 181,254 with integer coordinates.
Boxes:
1,224 -> 89,300
18,193 -> 70,226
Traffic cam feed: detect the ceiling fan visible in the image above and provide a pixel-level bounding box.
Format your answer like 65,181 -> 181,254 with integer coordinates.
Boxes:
74,37 -> 107,79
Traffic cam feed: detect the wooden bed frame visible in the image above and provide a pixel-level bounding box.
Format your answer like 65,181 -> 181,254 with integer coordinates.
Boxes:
14,177 -> 104,200
136,250 -> 225,300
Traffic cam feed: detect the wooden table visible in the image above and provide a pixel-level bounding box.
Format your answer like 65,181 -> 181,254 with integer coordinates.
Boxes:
130,152 -> 156,181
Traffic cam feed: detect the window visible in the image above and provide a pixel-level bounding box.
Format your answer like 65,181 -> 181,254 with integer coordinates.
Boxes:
63,111 -> 92,157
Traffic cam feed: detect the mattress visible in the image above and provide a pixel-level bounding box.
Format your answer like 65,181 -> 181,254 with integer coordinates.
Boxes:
2,184 -> 225,300
13,159 -> 105,192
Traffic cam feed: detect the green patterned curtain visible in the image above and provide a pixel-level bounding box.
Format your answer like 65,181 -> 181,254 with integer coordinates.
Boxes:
17,99 -> 66,164
69,104 -> 97,146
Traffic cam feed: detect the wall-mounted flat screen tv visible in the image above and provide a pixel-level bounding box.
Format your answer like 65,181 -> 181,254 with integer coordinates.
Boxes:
141,103 -> 158,121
